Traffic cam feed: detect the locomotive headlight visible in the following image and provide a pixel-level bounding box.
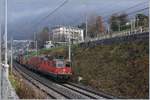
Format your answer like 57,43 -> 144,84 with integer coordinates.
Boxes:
63,69 -> 66,72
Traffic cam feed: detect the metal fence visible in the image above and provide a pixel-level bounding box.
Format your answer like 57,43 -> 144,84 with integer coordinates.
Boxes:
78,28 -> 149,48
83,27 -> 149,43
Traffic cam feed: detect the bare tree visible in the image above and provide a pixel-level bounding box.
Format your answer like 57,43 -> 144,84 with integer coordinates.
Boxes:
38,27 -> 49,48
87,13 -> 97,38
109,13 -> 128,32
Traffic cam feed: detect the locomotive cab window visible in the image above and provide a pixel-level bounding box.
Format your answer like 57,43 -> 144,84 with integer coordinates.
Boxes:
56,60 -> 64,67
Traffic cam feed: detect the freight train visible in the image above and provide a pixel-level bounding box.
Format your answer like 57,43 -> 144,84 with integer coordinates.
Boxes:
16,54 -> 72,81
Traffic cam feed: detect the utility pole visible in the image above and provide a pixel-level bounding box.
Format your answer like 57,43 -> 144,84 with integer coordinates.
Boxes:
10,37 -> 13,75
27,42 -> 29,58
133,19 -> 136,33
34,32 -> 36,49
35,34 -> 38,56
118,20 -> 120,32
130,20 -> 132,34
137,18 -> 139,29
34,32 -> 38,56
4,0 -> 9,79
107,24 -> 110,33
83,1 -> 88,42
0,19 -> 2,100
68,26 -> 71,62
2,0 -> 9,99
85,14 -> 88,41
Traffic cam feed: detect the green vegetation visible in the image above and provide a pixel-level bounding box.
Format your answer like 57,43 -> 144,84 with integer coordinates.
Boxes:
9,73 -> 35,99
28,46 -> 67,57
9,72 -> 47,99
9,74 -> 20,91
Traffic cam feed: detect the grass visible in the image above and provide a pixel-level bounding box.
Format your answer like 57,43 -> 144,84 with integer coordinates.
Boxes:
28,46 -> 68,58
9,72 -> 47,99
9,74 -> 20,91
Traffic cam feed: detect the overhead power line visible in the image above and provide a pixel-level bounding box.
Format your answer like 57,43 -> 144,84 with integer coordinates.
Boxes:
71,1 -> 148,27
64,1 -> 147,27
14,0 -> 69,35
14,0 -> 148,37
101,7 -> 149,24
103,1 -> 148,20
127,7 -> 149,15
35,0 -> 69,26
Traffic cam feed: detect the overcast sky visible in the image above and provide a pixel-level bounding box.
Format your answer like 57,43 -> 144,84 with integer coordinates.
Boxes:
0,0 -> 149,39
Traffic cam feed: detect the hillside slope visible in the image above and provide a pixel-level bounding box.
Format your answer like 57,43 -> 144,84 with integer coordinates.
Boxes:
72,40 -> 149,98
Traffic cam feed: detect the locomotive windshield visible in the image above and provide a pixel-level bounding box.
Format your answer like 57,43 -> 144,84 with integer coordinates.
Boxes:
57,63 -> 64,67
56,60 -> 65,67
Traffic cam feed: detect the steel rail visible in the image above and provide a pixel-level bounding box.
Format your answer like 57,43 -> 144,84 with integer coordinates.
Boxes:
14,62 -> 84,99
13,64 -> 57,99
14,63 -> 71,99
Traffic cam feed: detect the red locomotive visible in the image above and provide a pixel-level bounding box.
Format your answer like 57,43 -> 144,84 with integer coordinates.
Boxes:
17,55 -> 72,81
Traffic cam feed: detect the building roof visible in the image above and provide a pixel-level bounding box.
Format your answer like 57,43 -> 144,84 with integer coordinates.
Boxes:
51,25 -> 83,30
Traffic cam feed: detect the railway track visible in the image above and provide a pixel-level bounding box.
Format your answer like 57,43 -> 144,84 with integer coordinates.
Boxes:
13,63 -> 66,99
66,82 -> 117,99
13,62 -> 117,99
61,84 -> 104,99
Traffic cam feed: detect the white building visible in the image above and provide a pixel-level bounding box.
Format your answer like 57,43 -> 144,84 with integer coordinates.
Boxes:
44,41 -> 54,48
52,26 -> 84,43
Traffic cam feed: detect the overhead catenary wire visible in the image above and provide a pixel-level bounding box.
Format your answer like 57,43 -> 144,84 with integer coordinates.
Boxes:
30,0 -> 69,31
39,1 -> 148,31
15,0 -> 69,35
21,0 -> 142,33
63,1 -> 149,33
127,7 -> 149,16
103,1 -> 148,20
11,0 -> 148,39
101,7 -> 149,25
96,1 -> 148,25
37,1 -> 148,26
67,1 -> 148,28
